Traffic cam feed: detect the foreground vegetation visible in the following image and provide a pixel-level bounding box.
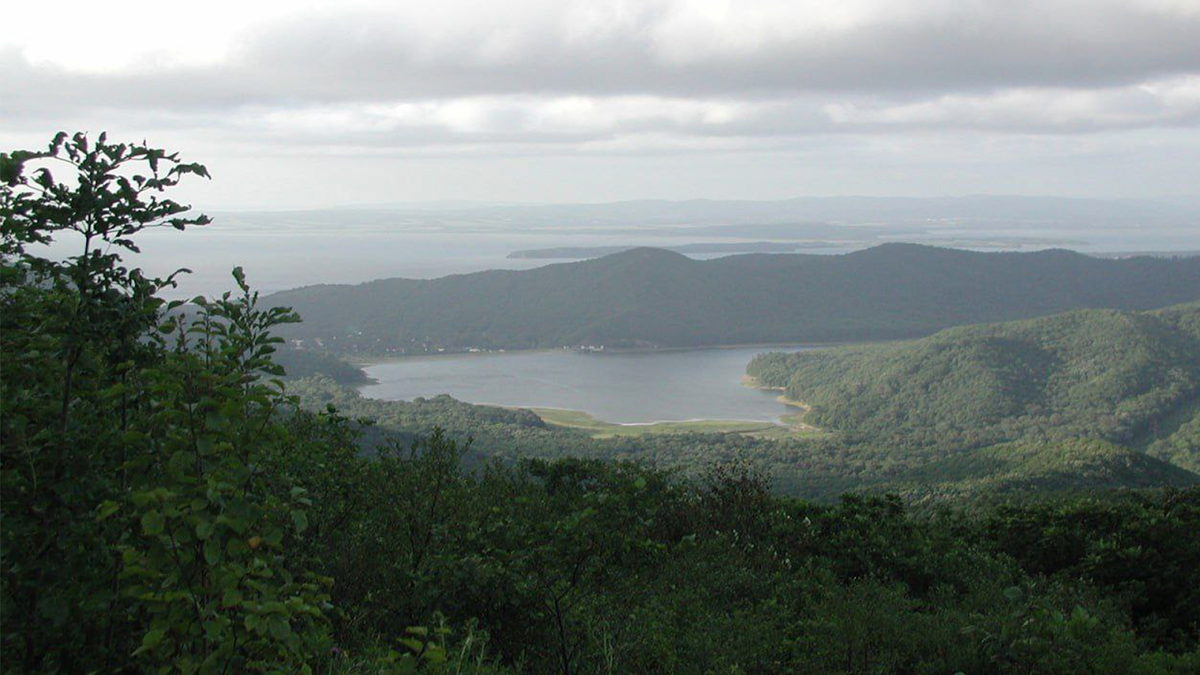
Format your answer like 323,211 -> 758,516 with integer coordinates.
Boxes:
5,133 -> 1200,674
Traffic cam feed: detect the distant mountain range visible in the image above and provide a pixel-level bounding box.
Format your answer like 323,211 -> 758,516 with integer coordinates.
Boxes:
506,242 -> 804,259
269,244 -> 1200,355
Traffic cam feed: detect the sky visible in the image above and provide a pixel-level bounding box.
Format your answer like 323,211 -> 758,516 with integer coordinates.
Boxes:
2,0 -> 1199,209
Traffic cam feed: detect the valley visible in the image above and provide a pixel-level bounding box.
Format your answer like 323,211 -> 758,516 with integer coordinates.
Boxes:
274,299 -> 1200,503
263,244 -> 1200,504
10,2 -> 1200,666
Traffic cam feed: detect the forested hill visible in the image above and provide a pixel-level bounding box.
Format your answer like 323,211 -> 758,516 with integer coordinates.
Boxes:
747,304 -> 1200,469
872,439 -> 1199,503
268,244 -> 1200,354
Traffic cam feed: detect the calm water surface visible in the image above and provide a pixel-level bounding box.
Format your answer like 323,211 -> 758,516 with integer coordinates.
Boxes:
360,346 -> 818,424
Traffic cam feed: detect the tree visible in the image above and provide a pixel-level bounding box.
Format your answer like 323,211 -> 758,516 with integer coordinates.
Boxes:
1,132 -> 331,673
2,132 -> 212,670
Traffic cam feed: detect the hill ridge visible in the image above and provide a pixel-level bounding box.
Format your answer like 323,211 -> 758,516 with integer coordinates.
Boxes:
746,304 -> 1200,469
269,244 -> 1200,355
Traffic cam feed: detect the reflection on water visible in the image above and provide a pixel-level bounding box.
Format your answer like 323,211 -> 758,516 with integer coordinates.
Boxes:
360,346 -> 818,424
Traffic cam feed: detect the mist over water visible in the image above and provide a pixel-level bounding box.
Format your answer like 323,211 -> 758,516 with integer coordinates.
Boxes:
38,198 -> 1199,299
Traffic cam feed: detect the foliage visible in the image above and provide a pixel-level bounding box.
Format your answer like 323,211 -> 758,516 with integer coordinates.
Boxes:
274,345 -> 370,385
873,439 -> 1198,503
1,133 -> 337,673
747,305 -> 1200,464
4,133 -> 1199,674
287,434 -> 1200,674
2,132 -> 213,671
981,489 -> 1200,650
118,273 -> 333,673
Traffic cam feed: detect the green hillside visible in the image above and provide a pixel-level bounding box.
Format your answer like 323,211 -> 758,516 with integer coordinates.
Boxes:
267,245 -> 1200,355
273,344 -> 372,385
747,305 -> 1200,466
875,439 -> 1199,503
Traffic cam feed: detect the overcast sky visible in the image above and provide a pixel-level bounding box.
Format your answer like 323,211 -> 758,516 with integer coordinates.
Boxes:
3,0 -> 1199,209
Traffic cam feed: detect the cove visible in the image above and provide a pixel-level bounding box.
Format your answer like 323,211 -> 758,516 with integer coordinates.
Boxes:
358,346 -> 820,425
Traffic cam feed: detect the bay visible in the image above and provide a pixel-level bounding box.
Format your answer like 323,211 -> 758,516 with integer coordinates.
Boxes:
359,346 -> 819,424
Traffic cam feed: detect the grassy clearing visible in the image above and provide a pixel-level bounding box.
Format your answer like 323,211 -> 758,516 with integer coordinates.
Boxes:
528,407 -> 781,439
748,424 -> 829,441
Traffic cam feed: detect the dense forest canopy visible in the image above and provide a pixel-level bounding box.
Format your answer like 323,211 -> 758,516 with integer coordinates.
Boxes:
747,305 -> 1200,468
267,244 -> 1200,355
283,375 -> 1198,502
871,439 -> 1199,503
4,133 -> 1200,674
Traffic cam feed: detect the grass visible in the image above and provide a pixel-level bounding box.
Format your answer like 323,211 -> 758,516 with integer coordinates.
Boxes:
527,407 -> 781,439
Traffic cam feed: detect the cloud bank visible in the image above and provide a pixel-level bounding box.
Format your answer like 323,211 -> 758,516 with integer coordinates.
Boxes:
2,0 -> 1198,205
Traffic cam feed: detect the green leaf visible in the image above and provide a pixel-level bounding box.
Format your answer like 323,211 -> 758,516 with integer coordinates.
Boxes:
168,451 -> 191,475
195,519 -> 214,540
141,511 -> 165,536
96,500 -> 120,521
232,266 -> 248,293
268,618 -> 291,641
291,510 -> 308,534
0,152 -> 25,185
399,637 -> 424,651
222,588 -> 243,607
138,627 -> 165,654
204,538 -> 222,566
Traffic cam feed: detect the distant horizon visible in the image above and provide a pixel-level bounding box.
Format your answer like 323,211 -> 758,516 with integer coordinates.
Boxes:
203,192 -> 1200,214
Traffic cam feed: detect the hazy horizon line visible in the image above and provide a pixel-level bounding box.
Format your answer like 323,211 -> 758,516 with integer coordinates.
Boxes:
203,193 -> 1200,214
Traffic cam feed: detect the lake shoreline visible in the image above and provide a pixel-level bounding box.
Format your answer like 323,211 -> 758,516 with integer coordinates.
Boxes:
522,405 -> 780,428
350,340 -> 852,367
520,406 -> 789,439
740,376 -> 825,434
354,344 -> 829,432
741,374 -> 785,391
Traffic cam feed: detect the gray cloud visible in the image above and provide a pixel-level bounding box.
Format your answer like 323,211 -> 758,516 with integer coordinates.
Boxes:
6,1 -> 1200,109
240,2 -> 1200,98
2,1 -> 1198,206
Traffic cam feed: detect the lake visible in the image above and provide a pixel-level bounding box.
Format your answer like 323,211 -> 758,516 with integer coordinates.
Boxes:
359,346 -> 819,424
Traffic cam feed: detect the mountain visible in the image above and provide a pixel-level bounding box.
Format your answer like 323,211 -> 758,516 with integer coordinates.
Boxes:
747,304 -> 1200,468
505,242 -> 803,259
268,244 -> 1200,354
